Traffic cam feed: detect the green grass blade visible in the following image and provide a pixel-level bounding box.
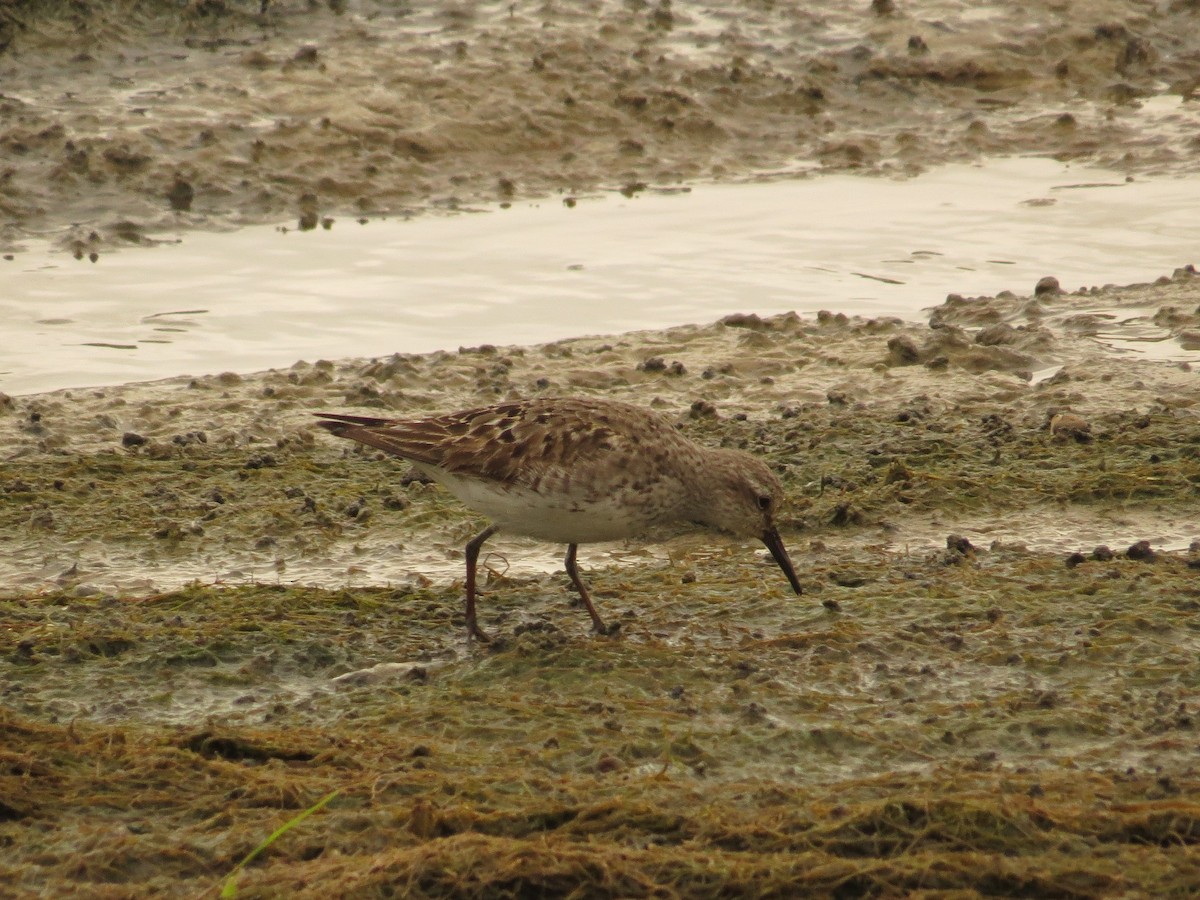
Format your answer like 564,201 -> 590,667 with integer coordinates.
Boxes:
219,789 -> 340,898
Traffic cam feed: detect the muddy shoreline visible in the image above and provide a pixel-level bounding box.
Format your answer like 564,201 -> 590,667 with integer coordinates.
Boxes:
4,2 -> 1200,896
3,270 -> 1200,593
4,278 -> 1200,895
4,1 -> 1200,255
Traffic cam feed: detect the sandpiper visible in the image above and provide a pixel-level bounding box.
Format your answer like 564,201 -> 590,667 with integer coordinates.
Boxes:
315,397 -> 803,642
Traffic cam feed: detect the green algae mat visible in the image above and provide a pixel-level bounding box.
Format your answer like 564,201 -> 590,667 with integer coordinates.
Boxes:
4,546 -> 1200,896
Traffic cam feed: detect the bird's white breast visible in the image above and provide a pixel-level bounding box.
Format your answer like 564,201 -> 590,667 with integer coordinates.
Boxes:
428,467 -> 662,544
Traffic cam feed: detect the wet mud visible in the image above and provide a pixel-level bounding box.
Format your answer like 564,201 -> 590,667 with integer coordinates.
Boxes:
4,548 -> 1200,896
4,2 -> 1200,896
4,0 -> 1200,255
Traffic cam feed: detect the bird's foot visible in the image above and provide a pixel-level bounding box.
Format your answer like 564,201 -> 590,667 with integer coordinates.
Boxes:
592,620 -> 622,638
466,621 -> 493,644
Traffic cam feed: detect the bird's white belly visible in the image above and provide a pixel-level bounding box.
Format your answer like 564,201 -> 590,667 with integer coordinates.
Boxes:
430,469 -> 655,544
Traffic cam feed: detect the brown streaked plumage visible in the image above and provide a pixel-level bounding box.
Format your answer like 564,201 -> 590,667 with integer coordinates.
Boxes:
315,397 -> 803,642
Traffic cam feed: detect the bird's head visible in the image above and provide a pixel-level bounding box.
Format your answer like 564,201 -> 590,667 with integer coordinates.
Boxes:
693,449 -> 802,595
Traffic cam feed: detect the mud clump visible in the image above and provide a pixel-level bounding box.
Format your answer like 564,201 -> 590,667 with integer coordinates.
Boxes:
1035,275 -> 1063,297
166,177 -> 194,212
1049,412 -> 1093,442
1125,539 -> 1157,561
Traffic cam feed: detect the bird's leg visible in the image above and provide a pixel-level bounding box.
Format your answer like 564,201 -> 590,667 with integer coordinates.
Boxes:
464,525 -> 500,643
564,543 -> 611,635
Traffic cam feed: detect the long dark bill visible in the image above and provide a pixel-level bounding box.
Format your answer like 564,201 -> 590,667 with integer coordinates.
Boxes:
761,527 -> 803,595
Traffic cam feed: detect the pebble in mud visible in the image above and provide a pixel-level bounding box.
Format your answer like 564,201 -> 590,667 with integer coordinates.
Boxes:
382,492 -> 409,511
638,356 -> 687,374
297,192 -> 320,231
975,323 -> 1019,346
946,534 -> 975,557
1126,540 -> 1157,562
345,498 -> 371,522
1049,412 -> 1092,442
167,177 -> 194,211
595,753 -> 623,774
886,335 -> 921,366
1035,276 -> 1063,297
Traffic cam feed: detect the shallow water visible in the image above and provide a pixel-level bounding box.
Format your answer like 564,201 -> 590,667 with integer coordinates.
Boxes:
3,157 -> 1199,396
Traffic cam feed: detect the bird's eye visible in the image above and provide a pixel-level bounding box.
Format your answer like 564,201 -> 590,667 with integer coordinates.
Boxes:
756,495 -> 772,511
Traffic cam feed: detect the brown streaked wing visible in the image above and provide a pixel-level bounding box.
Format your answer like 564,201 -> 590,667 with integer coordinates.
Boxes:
316,399 -> 668,491
315,413 -> 458,468
431,400 -> 626,486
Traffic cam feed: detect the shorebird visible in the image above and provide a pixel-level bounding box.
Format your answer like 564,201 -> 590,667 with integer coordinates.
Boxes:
315,397 -> 803,642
